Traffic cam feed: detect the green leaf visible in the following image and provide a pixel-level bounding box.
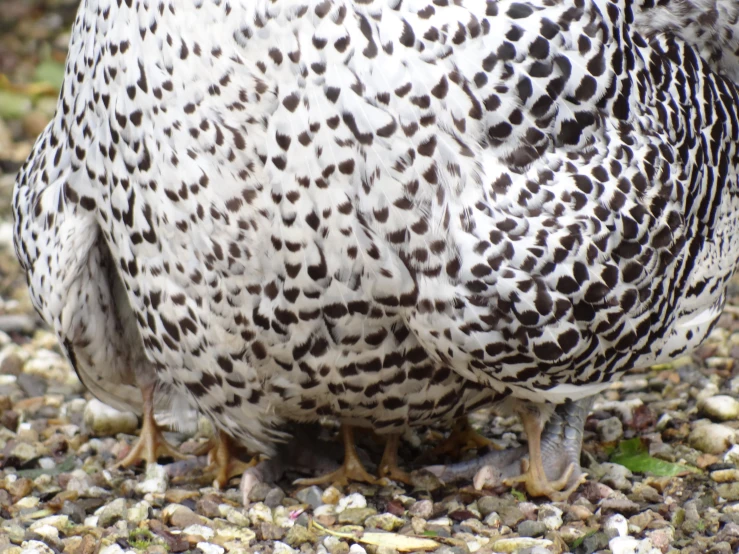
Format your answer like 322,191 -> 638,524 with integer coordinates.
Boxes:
609,438 -> 700,476
510,488 -> 526,502
33,60 -> 66,91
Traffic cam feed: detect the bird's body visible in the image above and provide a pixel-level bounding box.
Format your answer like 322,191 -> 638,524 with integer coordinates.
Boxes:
13,0 -> 739,492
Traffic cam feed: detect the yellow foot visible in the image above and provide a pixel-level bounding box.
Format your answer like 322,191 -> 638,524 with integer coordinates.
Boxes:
378,435 -> 411,485
294,424 -> 378,487
504,460 -> 585,502
115,423 -> 188,468
430,418 -> 497,458
203,432 -> 259,489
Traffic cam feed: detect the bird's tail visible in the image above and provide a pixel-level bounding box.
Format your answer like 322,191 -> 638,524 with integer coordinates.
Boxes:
633,0 -> 739,83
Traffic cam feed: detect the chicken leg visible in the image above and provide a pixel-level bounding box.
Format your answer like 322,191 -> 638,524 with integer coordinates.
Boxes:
294,424 -> 378,486
115,384 -> 187,467
378,434 -> 411,484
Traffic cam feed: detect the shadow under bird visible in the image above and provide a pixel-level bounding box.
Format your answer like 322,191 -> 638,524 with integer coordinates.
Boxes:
12,0 -> 739,502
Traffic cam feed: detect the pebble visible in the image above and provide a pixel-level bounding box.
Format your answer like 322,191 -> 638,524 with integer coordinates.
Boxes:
725,445 -> 739,465
134,464 -> 168,495
284,524 -> 314,547
126,500 -> 151,523
609,536 -> 661,554
20,541 -> 55,554
295,486 -> 324,509
166,504 -> 206,527
365,512 -> 404,531
83,399 -> 138,436
689,422 -> 737,454
598,462 -> 634,491
537,505 -> 563,531
348,546 -> 367,554
711,469 -> 739,482
265,487 -> 285,508
597,417 -> 624,442
248,502 -> 274,525
321,486 -> 342,505
336,492 -> 367,512
716,482 -> 739,501
196,543 -> 224,554
337,507 -> 377,525
700,395 -> 739,421
97,498 -> 128,527
408,499 -> 433,519
183,525 -> 215,540
488,538 -> 553,552
273,542 -> 298,554
517,520 -> 548,537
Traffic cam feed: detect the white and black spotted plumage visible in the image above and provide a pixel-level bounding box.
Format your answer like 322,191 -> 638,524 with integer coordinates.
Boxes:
13,0 -> 739,464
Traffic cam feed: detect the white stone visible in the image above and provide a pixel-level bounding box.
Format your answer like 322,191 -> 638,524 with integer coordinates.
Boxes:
609,536 -> 661,554
700,395 -> 739,421
127,501 -> 151,524
84,516 -> 99,528
538,505 -> 563,531
197,543 -> 225,554
20,541 -> 55,554
29,515 -> 69,532
337,492 -> 367,512
726,445 -> 739,465
597,417 -> 624,442
134,463 -> 168,495
604,514 -> 629,538
348,545 -> 367,554
689,422 -> 737,454
248,502 -> 273,524
272,542 -> 297,554
183,525 -> 215,540
98,545 -> 125,554
83,400 -> 139,436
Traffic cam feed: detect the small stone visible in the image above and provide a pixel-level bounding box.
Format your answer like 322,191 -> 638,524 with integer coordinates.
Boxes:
183,525 -> 215,540
29,516 -> 69,533
265,487 -> 286,508
135,464 -> 169,495
166,505 -> 206,527
258,523 -> 286,541
321,486 -> 342,505
127,501 -> 151,524
165,489 -> 199,504
6,477 -> 33,499
725,445 -> 739,465
600,497 -> 641,516
689,422 -> 737,454
488,538 -> 553,552
595,462 -> 633,491
408,499 -> 433,519
609,536 -> 659,554
247,481 -> 272,502
248,502 -> 274,525
517,520 -> 548,537
336,493 -> 366,513
711,469 -> 739,483
197,543 -> 224,554
604,514 -> 629,539
537,505 -> 563,531
348,546 -> 367,554
581,532 -> 610,554
700,395 -> 739,421
98,498 -> 128,527
284,525 -> 314,547
597,417 -> 624,442
0,353 -> 23,376
716,482 -> 739,501
83,399 -> 138,437
273,542 -> 297,554
295,486 -> 324,509
365,512 -> 405,531
16,373 -> 47,398
337,507 -> 377,525
20,541 -> 55,554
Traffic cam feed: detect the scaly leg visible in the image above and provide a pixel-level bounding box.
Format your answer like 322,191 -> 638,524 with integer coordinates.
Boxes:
203,431 -> 259,489
115,384 -> 187,467
378,434 -> 411,484
293,424 -> 377,487
428,418 -> 497,458
424,399 -> 593,500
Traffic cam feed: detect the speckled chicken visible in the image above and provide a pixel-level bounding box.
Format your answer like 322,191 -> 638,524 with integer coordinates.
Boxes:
13,0 -> 739,500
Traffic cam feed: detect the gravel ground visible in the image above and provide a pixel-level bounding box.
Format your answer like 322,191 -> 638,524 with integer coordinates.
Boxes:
4,4 -> 739,554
